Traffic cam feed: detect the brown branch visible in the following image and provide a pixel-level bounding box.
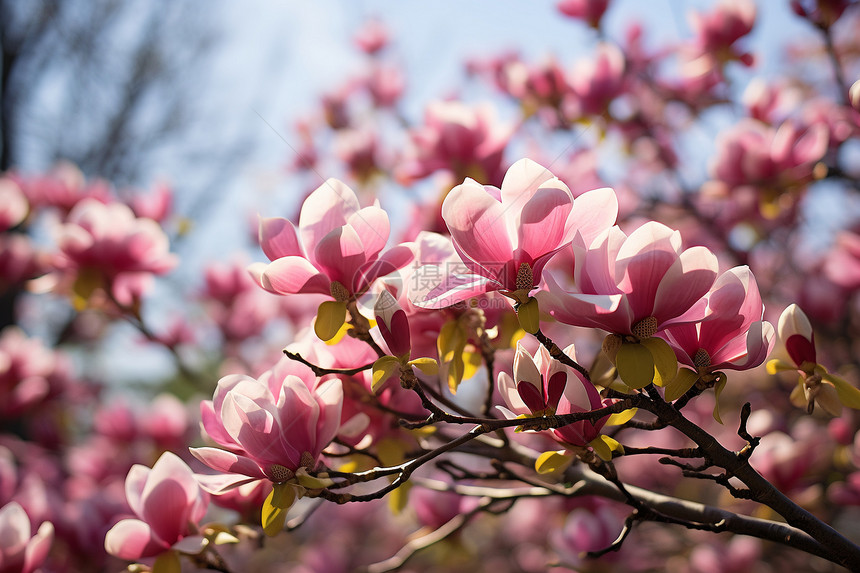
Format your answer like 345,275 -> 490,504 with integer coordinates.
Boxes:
283,349 -> 373,377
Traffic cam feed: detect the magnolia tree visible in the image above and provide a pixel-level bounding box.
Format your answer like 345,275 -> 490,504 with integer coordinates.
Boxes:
3,1 -> 860,571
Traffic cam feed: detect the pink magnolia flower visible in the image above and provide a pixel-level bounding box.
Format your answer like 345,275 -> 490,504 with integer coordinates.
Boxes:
662,266 -> 774,373
500,57 -> 573,124
202,260 -> 281,343
541,221 -> 718,337
0,178 -> 28,232
53,198 -> 177,305
551,505 -> 623,566
0,235 -> 46,292
366,64 -> 405,108
497,343 -> 611,447
129,182 -> 172,223
824,230 -> 860,290
251,179 -> 411,300
191,371 -> 342,492
709,119 -> 828,203
420,159 -> 617,308
104,451 -> 209,561
0,501 -> 53,573
569,43 -> 626,117
396,101 -> 511,186
20,162 -> 110,213
354,19 -> 389,55
0,327 -> 71,417
556,0 -> 610,27
687,0 -> 756,65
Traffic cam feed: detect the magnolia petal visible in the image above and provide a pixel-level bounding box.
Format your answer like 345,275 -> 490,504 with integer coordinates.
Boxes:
299,178 -> 360,253
347,207 -> 390,261
189,448 -> 266,480
567,187 -> 619,247
104,519 -> 165,560
442,179 -> 514,272
258,217 -> 302,260
261,256 -> 330,295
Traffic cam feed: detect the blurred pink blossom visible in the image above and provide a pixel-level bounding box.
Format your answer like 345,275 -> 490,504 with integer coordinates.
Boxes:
53,198 -> 177,305
0,501 -> 53,573
104,451 -> 209,561
0,178 -> 28,232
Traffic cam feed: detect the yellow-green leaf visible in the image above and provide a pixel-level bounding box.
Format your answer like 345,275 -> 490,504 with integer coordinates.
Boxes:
388,481 -> 412,515
315,300 -> 347,342
589,435 -> 615,461
517,297 -> 540,334
270,482 -> 297,509
462,350 -> 483,381
766,358 -> 795,375
606,408 -> 638,426
712,372 -> 728,425
377,438 -> 407,467
823,373 -> 860,410
324,321 -> 352,346
408,357 -> 438,376
371,356 -> 400,393
262,484 -> 294,537
616,342 -> 655,389
211,531 -> 240,545
640,337 -> 678,386
535,450 -> 573,474
665,368 -> 699,402
295,468 -> 334,489
152,551 -> 181,573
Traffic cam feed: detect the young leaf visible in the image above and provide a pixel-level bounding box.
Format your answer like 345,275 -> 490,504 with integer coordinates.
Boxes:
712,372 -> 728,424
665,368 -> 698,402
408,357 -> 439,375
616,342 -> 655,389
641,337 -> 678,386
824,373 -> 860,410
517,297 -> 540,334
371,356 -> 401,393
315,300 -> 347,342
152,551 -> 181,573
535,450 -> 573,474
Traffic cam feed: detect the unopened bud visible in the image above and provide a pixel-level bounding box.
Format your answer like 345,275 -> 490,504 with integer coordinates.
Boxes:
850,79 -> 860,112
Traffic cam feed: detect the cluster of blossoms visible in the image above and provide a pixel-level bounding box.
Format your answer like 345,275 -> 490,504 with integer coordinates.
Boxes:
3,2 -> 860,572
